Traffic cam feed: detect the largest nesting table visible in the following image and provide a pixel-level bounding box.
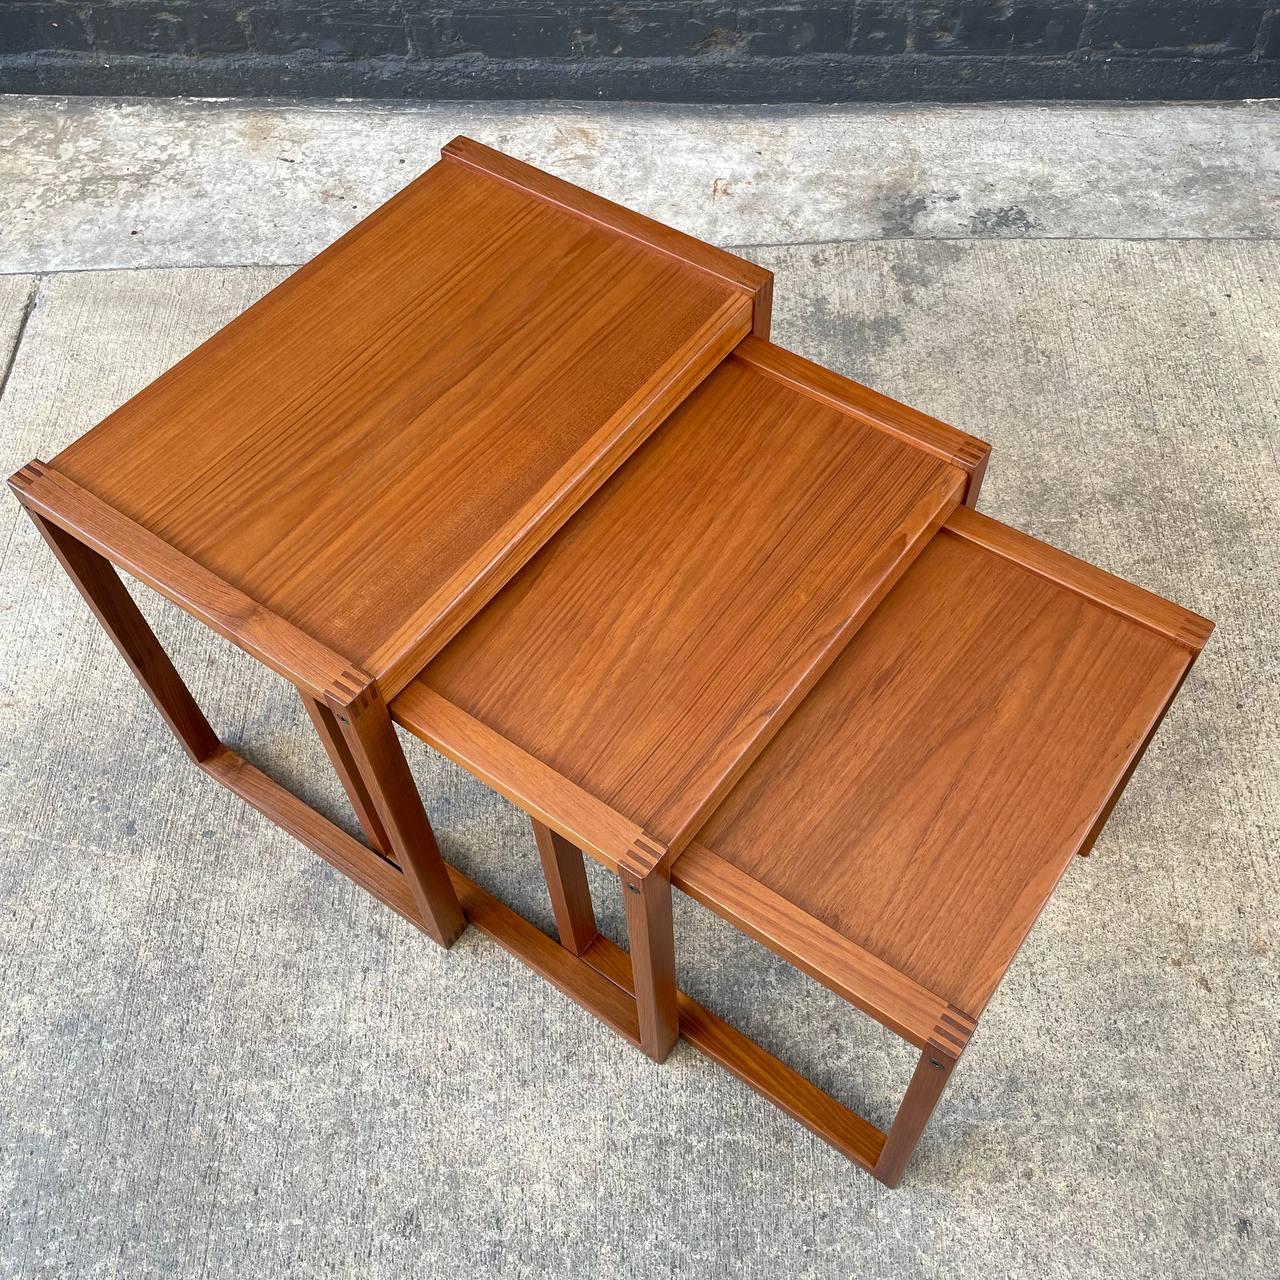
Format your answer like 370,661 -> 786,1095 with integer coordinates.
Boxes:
10,138 -> 1212,1187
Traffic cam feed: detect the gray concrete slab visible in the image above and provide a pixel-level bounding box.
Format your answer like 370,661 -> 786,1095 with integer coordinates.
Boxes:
1,95 -> 1278,274
1,239 -> 1276,1277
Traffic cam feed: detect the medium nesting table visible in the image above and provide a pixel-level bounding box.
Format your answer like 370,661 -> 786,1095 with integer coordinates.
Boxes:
11,138 -> 1211,1187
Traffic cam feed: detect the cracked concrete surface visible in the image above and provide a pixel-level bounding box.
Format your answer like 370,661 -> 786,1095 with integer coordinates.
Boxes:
0,97 -> 1277,1279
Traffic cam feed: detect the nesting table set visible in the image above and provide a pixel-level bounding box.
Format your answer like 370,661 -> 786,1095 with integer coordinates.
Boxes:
11,139 -> 1212,1187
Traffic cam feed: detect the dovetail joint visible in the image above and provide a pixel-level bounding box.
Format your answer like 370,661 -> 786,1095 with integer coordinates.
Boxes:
617,834 -> 668,883
928,1007 -> 976,1060
8,459 -> 48,492
323,668 -> 376,713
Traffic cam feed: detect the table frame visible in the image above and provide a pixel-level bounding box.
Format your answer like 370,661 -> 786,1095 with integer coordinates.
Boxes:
12,451 -> 972,1186
10,429 -> 1209,1190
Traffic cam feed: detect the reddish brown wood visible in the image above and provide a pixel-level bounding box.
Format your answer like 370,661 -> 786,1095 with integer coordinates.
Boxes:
324,681 -> 466,947
22,506 -> 219,763
198,743 -> 894,1175
40,140 -> 768,697
446,866 -> 643,1047
442,137 -> 771,306
532,819 -> 599,954
619,837 -> 679,1062
580,933 -> 888,1170
408,341 -> 969,862
391,685 -> 644,871
673,841 -> 958,1051
1074,659 -> 1196,859
302,692 -> 394,856
696,509 -> 1211,1018
10,136 -> 1213,1186
873,1049 -> 958,1188
732,336 -> 990,502
195,750 -> 647,1047
11,461 -> 356,699
945,506 -> 1213,652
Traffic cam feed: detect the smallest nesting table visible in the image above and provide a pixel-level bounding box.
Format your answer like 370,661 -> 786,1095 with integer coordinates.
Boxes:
11,138 -> 1212,1186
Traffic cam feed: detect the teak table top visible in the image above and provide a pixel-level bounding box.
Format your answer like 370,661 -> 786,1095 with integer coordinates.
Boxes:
687,506 -> 1213,1019
393,338 -> 990,863
42,137 -> 770,697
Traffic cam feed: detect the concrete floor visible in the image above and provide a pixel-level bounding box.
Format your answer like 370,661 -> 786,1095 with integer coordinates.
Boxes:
0,97 -> 1276,1279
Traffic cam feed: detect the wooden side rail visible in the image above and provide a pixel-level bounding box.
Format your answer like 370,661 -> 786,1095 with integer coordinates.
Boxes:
15,493 -> 467,945
442,135 -> 774,323
204,759 -> 924,1181
18,470 -> 972,1185
945,505 -> 1213,653
10,460 -> 359,700
673,841 -> 974,1052
732,336 -> 990,505
391,684 -> 650,873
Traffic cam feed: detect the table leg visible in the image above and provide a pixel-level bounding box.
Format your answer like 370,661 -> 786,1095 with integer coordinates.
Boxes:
302,692 -> 394,857
26,504 -> 465,949
27,511 -> 219,763
873,1046 -> 959,1187
619,840 -> 679,1063
324,682 -> 466,948
532,819 -> 599,954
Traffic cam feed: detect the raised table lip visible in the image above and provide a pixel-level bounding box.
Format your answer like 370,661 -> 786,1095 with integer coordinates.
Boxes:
392,336 -> 989,875
677,504 -> 1212,1035
943,506 -> 1214,653
19,136 -> 771,700
442,136 -> 773,316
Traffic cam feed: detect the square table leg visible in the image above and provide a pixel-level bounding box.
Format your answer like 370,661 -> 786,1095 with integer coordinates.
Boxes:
322,682 -> 466,947
618,840 -> 679,1063
302,693 -> 394,857
522,820 -> 973,1181
28,511 -> 221,763
531,818 -> 677,1062
872,1046 -> 959,1188
532,819 -> 599,955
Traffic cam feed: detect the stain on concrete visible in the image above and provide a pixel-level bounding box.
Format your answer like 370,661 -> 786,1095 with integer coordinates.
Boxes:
880,192 -> 930,237
969,205 -> 1042,234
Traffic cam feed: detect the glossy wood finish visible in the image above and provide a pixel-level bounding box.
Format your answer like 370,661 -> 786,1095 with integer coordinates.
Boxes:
404,337 -> 986,861
393,685 -> 646,871
733,338 -> 990,505
12,461 -> 357,699
10,135 -> 1213,1185
672,840 -> 967,1052
46,138 -> 769,696
695,505 -> 1212,1019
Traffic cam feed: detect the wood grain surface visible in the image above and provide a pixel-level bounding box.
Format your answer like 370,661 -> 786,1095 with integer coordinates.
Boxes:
49,139 -> 765,694
409,343 -> 969,853
695,508 -> 1210,1016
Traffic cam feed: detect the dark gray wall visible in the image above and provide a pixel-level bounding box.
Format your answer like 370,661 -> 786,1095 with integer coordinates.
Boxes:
2,2 -> 1277,100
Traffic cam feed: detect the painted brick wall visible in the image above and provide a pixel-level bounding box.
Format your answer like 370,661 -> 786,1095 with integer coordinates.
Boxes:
1,2 -> 1277,99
